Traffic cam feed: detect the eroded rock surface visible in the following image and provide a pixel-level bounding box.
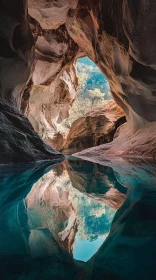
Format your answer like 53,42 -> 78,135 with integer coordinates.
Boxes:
28,64 -> 78,151
25,12 -> 80,151
0,102 -> 64,163
0,0 -> 64,163
27,0 -> 156,158
28,0 -> 78,30
1,0 -> 156,162
63,100 -> 126,154
66,0 -> 156,158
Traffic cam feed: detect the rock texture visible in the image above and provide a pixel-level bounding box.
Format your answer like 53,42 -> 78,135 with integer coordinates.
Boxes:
27,0 -> 156,159
0,102 -> 64,163
1,0 -> 156,162
28,64 -> 78,151
25,6 -> 81,151
63,100 -> 126,154
28,0 -> 78,30
66,0 -> 156,158
0,0 -> 64,163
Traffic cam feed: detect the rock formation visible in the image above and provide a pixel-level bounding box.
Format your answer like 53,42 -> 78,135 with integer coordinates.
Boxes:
28,0 -> 156,159
0,0 -> 156,162
66,0 -> 156,158
63,100 -> 126,154
0,0 -> 64,163
25,1 -> 81,151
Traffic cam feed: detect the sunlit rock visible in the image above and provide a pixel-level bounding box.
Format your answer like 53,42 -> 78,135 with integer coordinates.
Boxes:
66,0 -> 156,158
64,100 -> 126,153
26,0 -> 156,158
28,64 -> 78,151
28,0 -> 78,30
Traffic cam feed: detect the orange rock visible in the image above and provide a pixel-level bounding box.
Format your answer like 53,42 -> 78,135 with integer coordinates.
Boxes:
63,100 -> 126,154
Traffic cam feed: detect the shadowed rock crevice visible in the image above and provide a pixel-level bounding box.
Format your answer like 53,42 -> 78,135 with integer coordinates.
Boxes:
0,0 -> 65,163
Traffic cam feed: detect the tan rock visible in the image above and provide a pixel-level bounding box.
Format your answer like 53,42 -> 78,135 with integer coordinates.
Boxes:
28,0 -> 78,29
28,64 -> 78,151
63,100 -> 126,154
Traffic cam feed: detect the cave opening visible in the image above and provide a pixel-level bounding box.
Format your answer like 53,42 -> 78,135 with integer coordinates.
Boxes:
69,57 -> 111,124
62,56 -> 126,154
24,55 -> 126,154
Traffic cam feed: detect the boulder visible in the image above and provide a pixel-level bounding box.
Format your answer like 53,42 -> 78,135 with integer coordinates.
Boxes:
63,100 -> 126,154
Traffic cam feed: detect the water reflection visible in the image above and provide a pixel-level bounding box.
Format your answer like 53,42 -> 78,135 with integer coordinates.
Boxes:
26,158 -> 122,261
0,157 -> 156,279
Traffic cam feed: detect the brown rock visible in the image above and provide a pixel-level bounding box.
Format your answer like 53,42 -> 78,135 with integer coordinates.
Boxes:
28,0 -> 78,30
28,64 -> 78,151
66,0 -> 156,158
0,0 -> 64,163
1,0 -> 156,162
63,100 -> 126,154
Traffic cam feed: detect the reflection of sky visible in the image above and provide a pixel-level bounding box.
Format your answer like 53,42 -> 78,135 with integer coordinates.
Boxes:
73,235 -> 107,262
72,193 -> 116,262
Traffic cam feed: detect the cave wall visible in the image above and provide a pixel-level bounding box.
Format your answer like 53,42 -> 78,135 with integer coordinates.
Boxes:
67,0 -> 156,158
25,1 -> 82,150
0,0 -> 64,163
66,0 -> 156,125
0,0 -> 156,162
0,0 -> 34,107
27,0 -> 156,158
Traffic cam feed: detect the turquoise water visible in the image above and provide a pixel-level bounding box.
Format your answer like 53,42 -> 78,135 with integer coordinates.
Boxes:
0,157 -> 156,279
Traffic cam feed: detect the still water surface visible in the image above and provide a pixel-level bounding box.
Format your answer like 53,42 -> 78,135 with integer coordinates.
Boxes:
0,157 -> 156,279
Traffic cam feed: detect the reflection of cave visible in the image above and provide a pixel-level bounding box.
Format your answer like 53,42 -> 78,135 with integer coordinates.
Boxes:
1,158 -> 156,279
0,158 -> 126,277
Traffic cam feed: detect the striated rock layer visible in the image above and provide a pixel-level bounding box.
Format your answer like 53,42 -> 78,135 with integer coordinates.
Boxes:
25,6 -> 81,152
66,0 -> 156,158
63,100 -> 126,154
1,0 -> 156,161
0,0 -> 64,163
28,64 -> 78,151
27,0 -> 156,158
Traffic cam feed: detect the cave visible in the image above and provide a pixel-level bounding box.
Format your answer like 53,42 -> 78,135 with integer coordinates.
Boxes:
0,0 -> 156,163
0,1 -> 156,279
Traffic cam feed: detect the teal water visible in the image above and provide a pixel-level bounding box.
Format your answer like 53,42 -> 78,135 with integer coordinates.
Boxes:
0,157 -> 156,279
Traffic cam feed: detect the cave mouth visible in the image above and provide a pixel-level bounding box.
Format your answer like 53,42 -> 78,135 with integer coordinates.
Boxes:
25,55 -> 125,155
62,56 -> 126,155
69,56 -> 111,124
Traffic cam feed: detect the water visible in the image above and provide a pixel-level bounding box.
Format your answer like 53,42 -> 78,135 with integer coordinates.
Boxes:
0,157 -> 156,279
